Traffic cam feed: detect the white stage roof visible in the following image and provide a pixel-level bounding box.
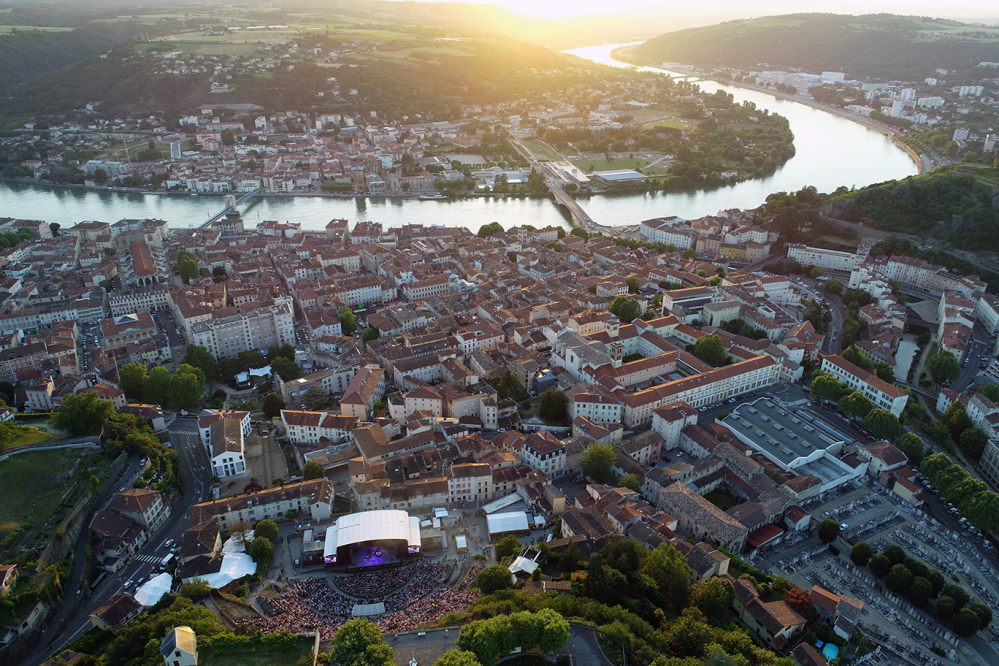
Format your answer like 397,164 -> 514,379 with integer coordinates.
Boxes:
190,552 -> 256,588
324,509 -> 422,558
134,573 -> 172,607
487,511 -> 530,535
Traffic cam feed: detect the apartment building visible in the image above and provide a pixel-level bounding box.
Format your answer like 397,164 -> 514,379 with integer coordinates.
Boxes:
107,489 -> 171,533
640,217 -> 693,248
448,463 -> 494,504
570,391 -> 624,424
101,312 -> 157,347
340,365 -> 386,419
190,301 -> 295,359
820,354 -> 908,417
281,410 -> 359,445
190,479 -> 335,531
402,275 -> 452,301
787,244 -> 861,273
108,285 -> 172,317
520,431 -> 566,478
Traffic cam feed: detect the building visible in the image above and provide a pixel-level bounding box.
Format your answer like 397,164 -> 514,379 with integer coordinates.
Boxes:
820,354 -> 908,417
191,479 -> 334,531
90,592 -> 143,633
340,365 -> 386,419
161,626 -> 198,666
280,410 -> 358,445
520,431 -> 566,478
322,509 -> 422,566
658,481 -> 749,552
208,418 -> 246,479
448,463 -> 494,504
190,301 -> 295,359
108,489 -> 170,532
787,244 -> 861,273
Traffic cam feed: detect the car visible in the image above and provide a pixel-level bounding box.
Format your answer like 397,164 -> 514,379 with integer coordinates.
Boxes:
164,538 -> 175,549
675,451 -> 683,458
840,523 -> 848,530
124,579 -> 134,589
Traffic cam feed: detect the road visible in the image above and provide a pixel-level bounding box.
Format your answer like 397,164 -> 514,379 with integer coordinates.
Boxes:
25,417 -> 213,665
952,324 -> 995,393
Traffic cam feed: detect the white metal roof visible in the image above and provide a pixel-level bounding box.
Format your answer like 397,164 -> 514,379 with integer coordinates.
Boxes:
324,510 -> 421,557
487,511 -> 530,534
456,535 -> 468,550
482,493 -> 521,514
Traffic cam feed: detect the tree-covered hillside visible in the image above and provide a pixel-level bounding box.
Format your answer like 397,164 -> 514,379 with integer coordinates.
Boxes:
628,14 -> 999,80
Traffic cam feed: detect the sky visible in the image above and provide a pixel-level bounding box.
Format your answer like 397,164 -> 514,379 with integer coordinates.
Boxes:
402,0 -> 999,21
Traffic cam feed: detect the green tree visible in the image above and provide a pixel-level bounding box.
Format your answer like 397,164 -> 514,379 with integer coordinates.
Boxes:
824,279 -> 843,295
640,543 -> 692,611
118,362 -> 147,401
863,408 -> 901,440
169,365 -> 205,410
177,250 -> 199,283
691,577 -> 735,622
842,345 -> 874,372
271,356 -> 300,381
182,344 -> 217,383
883,544 -> 906,565
538,389 -> 568,422
433,650 -> 481,666
693,334 -> 727,365
339,306 -> 358,336
946,401 -> 974,441
970,602 -> 992,629
262,392 -> 285,418
942,584 -> 970,609
810,266 -> 823,278
926,349 -> 960,384
331,619 -> 395,666
558,541 -> 581,575
302,460 -> 325,480
870,554 -> 891,577
875,362 -> 895,383
625,277 -> 641,294
253,519 -> 278,543
143,366 -> 172,407
51,392 -> 115,436
818,519 -> 841,544
810,373 -> 843,402
926,569 -> 947,597
570,227 -> 590,242
302,385 -> 333,411
936,596 -> 957,621
911,577 -> 933,605
93,168 -> 108,185
960,427 -> 988,457
850,541 -> 873,566
362,327 -> 379,342
954,607 -> 982,636
887,564 -> 913,593
475,563 -> 514,595
838,391 -> 873,418
896,432 -> 926,465
619,473 -> 642,493
581,443 -> 616,482
980,384 -> 999,403
609,296 -> 642,324
495,534 -> 523,559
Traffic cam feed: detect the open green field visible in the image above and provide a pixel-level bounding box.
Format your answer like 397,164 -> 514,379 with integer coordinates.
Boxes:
7,427 -> 56,449
0,449 -> 76,526
571,155 -> 670,176
704,488 -> 740,511
198,638 -> 315,666
0,25 -> 74,34
521,139 -> 562,162
644,119 -> 689,129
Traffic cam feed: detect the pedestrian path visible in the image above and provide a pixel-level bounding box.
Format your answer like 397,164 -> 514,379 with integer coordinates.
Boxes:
134,553 -> 162,564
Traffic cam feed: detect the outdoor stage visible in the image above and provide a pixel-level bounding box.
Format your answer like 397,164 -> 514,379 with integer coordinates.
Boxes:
323,509 -> 422,570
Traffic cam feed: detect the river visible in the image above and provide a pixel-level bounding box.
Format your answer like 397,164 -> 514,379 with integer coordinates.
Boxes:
0,43 -> 917,232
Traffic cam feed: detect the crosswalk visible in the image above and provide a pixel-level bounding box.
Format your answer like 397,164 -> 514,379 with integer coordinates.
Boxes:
170,427 -> 199,435
133,554 -> 162,564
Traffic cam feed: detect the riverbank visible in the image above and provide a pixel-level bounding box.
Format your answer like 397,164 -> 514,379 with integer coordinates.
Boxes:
609,45 -> 923,174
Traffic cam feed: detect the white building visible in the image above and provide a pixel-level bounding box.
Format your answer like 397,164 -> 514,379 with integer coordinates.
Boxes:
520,431 -> 566,478
161,626 -> 197,666
820,355 -> 908,417
787,244 -> 862,273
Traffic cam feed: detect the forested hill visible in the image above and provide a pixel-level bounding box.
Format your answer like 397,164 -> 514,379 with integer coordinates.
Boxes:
628,14 -> 999,80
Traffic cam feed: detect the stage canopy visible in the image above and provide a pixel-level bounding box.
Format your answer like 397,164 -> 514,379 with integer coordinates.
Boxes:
324,509 -> 421,560
135,573 -> 172,607
487,511 -> 530,535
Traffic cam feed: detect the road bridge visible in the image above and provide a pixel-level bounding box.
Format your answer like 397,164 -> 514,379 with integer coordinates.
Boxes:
545,178 -> 596,229
199,187 -> 262,228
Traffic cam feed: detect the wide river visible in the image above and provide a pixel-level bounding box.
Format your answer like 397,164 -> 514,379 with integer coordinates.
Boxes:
0,43 -> 917,232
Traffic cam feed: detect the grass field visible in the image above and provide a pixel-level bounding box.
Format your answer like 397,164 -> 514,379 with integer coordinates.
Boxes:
522,138 -> 563,162
7,427 -> 56,449
703,489 -> 740,511
198,637 -> 315,666
0,450 -> 76,526
644,119 -> 689,129
571,155 -> 671,177
0,25 -> 74,34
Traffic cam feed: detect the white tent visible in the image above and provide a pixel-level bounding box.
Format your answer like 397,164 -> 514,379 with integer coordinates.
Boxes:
487,511 -> 530,535
194,552 -> 256,588
134,573 -> 172,607
508,556 -> 539,577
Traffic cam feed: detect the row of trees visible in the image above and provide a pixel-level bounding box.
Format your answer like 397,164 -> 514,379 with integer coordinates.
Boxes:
182,343 -> 301,384
921,452 -> 999,533
810,371 -> 903,440
849,540 -> 990,636
456,609 -> 570,664
118,362 -> 206,411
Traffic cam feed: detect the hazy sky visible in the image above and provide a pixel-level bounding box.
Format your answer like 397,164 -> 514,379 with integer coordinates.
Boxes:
407,0 -> 999,20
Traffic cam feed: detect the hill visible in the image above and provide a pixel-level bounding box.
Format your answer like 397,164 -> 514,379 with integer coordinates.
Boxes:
627,13 -> 999,80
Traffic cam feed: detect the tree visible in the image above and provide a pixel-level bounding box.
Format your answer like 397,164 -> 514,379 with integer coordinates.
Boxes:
870,554 -> 891,577
302,385 -> 333,411
818,519 -> 841,544
954,607 -> 982,636
810,266 -> 823,278
875,362 -> 895,383
960,427 -> 988,457
850,541 -> 873,567
538,389 -> 568,422
842,345 -> 874,372
693,334 -> 727,365
93,168 -> 108,185
887,564 -> 913,593
784,585 -> 817,623
362,327 -> 379,343
339,306 -> 358,336
475,563 -> 513,595
936,595 -> 957,621
810,373 -> 843,402
904,556 -> 928,580
570,227 -> 589,242
863,408 -> 900,440
609,296 -> 642,324
331,619 -> 395,666
824,279 -> 843,295
969,602 -> 992,629
177,250 -> 199,284
262,392 -> 285,418
558,541 -> 581,575
495,535 -> 522,559
119,363 -> 147,401
942,584 -> 970,609
49,222 -> 60,237
911,577 -> 933,605
143,366 -> 172,407
980,383 -> 999,403
838,391 -> 873,418
271,356 -> 300,381
640,544 -> 692,611
581,443 -> 616,482
926,350 -> 960,384
433,650 -> 482,666
926,569 -> 946,597
51,392 -> 115,436
883,544 -> 906,565
691,578 -> 734,622
896,432 -> 926,465
619,473 -> 642,493
169,366 -> 205,410
302,460 -> 325,480
625,277 -> 641,294
253,519 -> 278,543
